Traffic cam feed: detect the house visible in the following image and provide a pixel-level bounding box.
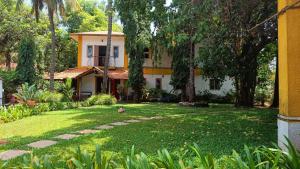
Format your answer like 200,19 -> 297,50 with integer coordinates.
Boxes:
48,31 -> 234,99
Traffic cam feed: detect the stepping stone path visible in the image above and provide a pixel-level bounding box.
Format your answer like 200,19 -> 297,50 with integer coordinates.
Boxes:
138,117 -> 153,121
95,125 -> 114,130
77,129 -> 98,134
27,140 -> 57,149
110,122 -> 129,126
54,134 -> 80,140
0,150 -> 29,160
1,116 -> 163,161
125,119 -> 141,123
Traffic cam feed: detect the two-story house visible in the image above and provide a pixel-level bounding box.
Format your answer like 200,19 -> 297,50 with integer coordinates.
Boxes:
49,31 -> 234,99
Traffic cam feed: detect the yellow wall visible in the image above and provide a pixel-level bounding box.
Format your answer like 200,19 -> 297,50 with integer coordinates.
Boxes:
278,0 -> 300,117
77,35 -> 82,67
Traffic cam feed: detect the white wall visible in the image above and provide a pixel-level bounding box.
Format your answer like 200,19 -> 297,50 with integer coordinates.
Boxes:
81,36 -> 125,67
195,76 -> 234,96
144,74 -> 173,92
144,74 -> 234,96
80,73 -> 95,95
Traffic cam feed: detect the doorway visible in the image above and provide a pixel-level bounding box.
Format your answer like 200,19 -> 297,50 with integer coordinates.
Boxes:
99,46 -> 106,66
96,77 -> 103,94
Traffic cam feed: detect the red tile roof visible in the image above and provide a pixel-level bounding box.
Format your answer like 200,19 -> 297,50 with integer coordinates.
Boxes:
44,67 -> 128,80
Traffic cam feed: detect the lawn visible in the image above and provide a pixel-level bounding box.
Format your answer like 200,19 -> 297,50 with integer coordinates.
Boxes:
0,103 -> 277,163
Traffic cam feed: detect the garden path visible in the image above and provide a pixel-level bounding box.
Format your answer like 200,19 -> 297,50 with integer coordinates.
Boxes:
0,116 -> 163,161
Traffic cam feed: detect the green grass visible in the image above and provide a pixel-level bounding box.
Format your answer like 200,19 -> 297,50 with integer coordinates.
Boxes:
0,103 -> 277,163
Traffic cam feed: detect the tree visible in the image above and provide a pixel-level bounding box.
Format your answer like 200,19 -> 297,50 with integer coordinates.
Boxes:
169,44 -> 190,101
16,36 -> 37,84
197,0 -> 277,107
102,0 -> 113,93
17,0 -> 78,91
115,0 -> 152,102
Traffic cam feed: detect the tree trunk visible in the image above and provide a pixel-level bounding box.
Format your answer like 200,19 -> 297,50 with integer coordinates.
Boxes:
271,55 -> 279,108
236,46 -> 258,107
188,41 -> 195,102
102,0 -> 113,94
5,51 -> 11,71
48,8 -> 57,91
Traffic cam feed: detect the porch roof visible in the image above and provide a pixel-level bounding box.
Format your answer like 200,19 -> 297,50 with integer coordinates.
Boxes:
44,67 -> 128,80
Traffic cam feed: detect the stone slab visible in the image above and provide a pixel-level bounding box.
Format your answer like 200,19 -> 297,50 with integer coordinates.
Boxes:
151,116 -> 164,120
138,117 -> 153,121
95,125 -> 114,130
124,119 -> 141,123
110,122 -> 129,126
54,134 -> 80,140
77,129 -> 98,134
27,140 -> 57,149
0,150 -> 29,160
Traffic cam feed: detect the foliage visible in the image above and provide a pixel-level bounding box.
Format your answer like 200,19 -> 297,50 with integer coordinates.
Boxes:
3,138 -> 300,169
63,0 -> 122,33
16,36 -> 37,84
85,94 -> 117,106
169,43 -> 190,99
36,90 -> 64,103
60,78 -> 75,101
0,104 -> 40,123
196,0 -> 277,107
0,70 -> 18,102
255,43 -> 277,106
13,83 -> 40,103
115,0 -> 152,102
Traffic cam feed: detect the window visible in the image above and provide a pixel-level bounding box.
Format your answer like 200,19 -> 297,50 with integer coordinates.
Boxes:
87,46 -> 93,58
155,78 -> 162,89
143,48 -> 150,58
209,79 -> 221,90
113,46 -> 119,58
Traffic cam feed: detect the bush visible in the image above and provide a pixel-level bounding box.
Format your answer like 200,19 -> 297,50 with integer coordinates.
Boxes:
36,90 -> 64,103
0,104 -> 37,123
85,94 -> 117,106
2,138 -> 300,168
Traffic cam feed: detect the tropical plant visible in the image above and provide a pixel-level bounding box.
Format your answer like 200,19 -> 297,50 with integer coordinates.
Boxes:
17,0 -> 79,91
3,138 -> 300,168
60,78 -> 75,101
13,83 -> 40,103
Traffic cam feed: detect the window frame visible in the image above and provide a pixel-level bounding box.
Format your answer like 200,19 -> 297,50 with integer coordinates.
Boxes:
209,79 -> 221,90
155,78 -> 162,90
87,45 -> 93,58
143,48 -> 150,59
113,46 -> 119,58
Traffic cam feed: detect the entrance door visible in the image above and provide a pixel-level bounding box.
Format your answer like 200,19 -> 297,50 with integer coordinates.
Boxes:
99,46 -> 106,66
96,77 -> 103,94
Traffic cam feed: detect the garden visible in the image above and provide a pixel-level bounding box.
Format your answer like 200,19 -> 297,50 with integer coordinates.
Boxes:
0,103 -> 282,168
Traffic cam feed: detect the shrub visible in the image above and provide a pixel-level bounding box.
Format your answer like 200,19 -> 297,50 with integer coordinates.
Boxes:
13,83 -> 40,103
36,90 -> 64,103
2,138 -> 300,168
85,94 -> 117,106
0,104 -> 38,123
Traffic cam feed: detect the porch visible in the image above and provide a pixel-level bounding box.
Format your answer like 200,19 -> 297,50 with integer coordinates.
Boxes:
45,67 -> 129,100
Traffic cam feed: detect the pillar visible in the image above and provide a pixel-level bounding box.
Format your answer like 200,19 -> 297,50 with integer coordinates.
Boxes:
278,0 -> 300,149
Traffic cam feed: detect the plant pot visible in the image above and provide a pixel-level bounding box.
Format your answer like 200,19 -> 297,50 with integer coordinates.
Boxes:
26,100 -> 36,107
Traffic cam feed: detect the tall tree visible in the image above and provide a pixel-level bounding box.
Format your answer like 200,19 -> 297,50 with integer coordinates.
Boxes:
197,0 -> 277,107
115,0 -> 152,102
16,36 -> 37,84
17,0 -> 78,91
102,0 -> 113,93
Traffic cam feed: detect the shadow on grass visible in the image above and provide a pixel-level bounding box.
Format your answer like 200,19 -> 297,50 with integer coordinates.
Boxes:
0,103 -> 278,163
